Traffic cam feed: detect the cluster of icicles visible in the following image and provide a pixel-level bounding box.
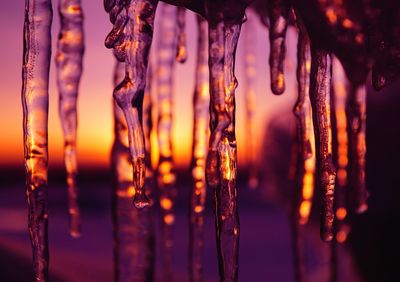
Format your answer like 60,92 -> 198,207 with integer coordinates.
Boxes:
21,0 -> 397,281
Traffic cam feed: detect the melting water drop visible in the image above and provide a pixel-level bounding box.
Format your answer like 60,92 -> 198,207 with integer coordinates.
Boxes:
309,47 -> 336,242
189,15 -> 209,282
206,19 -> 242,282
56,0 -> 84,238
111,59 -> 155,281
22,0 -> 52,280
243,12 -> 259,189
104,0 -> 158,209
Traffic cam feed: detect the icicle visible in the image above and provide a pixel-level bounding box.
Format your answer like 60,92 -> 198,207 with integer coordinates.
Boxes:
243,12 -> 259,189
290,23 -> 314,282
21,0 -> 52,280
293,28 -> 315,226
111,60 -> 155,281
309,48 -> 336,242
55,0 -> 84,238
189,15 -> 209,282
267,0 -> 290,95
347,84 -> 368,213
331,57 -> 351,243
156,4 -> 179,280
176,7 -> 188,63
206,19 -> 242,282
104,0 -> 158,208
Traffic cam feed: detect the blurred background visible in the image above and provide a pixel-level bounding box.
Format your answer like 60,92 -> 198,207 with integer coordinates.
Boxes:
0,1 -> 399,281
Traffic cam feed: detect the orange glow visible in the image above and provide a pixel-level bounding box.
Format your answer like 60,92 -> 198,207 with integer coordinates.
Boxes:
333,61 -> 349,187
298,101 -> 316,225
326,9 -> 337,24
67,5 -> 81,14
342,18 -> 353,29
162,171 -> 176,185
337,168 -> 347,184
61,31 -> 83,45
160,197 -> 173,210
305,61 -> 311,72
302,171 -> 314,199
277,73 -> 284,90
192,166 -> 204,179
164,214 -> 175,225
116,186 -> 136,198
176,46 -> 187,62
159,161 -> 172,175
299,201 -> 312,225
336,230 -> 347,243
298,159 -> 315,224
219,137 -> 236,181
200,83 -> 209,99
336,207 -> 347,220
194,205 -> 204,213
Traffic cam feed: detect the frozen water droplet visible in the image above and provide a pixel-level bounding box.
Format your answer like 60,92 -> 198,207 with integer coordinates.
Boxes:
267,0 -> 290,95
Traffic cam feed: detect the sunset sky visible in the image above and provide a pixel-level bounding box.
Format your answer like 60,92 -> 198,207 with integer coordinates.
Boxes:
0,2 -> 297,169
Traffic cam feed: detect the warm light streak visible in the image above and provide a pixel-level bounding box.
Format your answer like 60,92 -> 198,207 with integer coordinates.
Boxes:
294,29 -> 316,226
333,75 -> 348,187
299,201 -> 312,225
219,137 -> 236,181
